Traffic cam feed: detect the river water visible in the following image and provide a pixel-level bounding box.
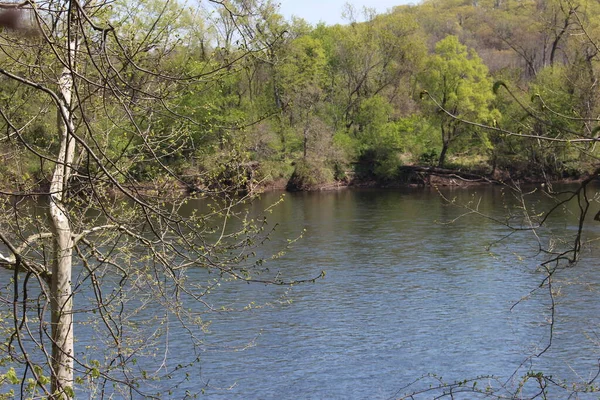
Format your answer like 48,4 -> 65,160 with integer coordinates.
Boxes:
176,186 -> 600,398
3,186 -> 600,399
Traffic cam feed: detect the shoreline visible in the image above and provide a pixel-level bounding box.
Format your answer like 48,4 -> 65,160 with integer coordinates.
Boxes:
0,166 -> 588,198
273,165 -> 586,193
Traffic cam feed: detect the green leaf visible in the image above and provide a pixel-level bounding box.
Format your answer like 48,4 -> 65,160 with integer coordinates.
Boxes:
5,368 -> 19,385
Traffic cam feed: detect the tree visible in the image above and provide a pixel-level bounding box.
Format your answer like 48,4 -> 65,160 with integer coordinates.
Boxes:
337,12 -> 423,129
276,35 -> 327,157
0,1 -> 316,398
420,35 -> 498,167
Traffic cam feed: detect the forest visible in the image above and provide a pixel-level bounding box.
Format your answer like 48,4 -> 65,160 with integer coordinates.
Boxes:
2,0 -> 600,193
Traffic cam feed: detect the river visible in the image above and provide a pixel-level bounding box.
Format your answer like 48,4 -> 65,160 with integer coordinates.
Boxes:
3,185 -> 600,399
175,186 -> 600,398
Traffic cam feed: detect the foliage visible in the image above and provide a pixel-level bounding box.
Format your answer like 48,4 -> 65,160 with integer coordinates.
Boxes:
420,35 -> 498,167
3,0 -> 597,189
286,159 -> 334,191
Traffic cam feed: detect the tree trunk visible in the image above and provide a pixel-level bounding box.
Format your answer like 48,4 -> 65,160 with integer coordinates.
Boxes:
438,124 -> 449,168
303,125 -> 308,159
303,107 -> 312,160
549,8 -> 574,66
438,141 -> 449,168
49,30 -> 77,400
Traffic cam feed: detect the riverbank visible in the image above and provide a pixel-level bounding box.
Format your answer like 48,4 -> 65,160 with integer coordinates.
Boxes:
0,164 -> 587,198
276,165 -> 586,192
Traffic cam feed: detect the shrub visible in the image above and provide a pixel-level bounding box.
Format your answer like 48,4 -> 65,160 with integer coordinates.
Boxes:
286,159 -> 334,191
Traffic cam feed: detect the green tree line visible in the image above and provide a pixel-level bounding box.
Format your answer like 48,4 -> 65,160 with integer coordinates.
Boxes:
2,0 -> 599,192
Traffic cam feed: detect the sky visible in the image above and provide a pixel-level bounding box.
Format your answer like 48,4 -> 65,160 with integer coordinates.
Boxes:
277,0 -> 418,26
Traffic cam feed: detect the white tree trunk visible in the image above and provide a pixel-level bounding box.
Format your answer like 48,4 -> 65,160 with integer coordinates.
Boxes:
49,35 -> 77,399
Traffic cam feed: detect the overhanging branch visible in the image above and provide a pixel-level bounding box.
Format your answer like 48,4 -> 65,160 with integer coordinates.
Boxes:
0,230 -> 50,280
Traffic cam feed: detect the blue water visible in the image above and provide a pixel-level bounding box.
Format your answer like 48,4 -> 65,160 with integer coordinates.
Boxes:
2,186 -> 600,399
175,187 -> 600,398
